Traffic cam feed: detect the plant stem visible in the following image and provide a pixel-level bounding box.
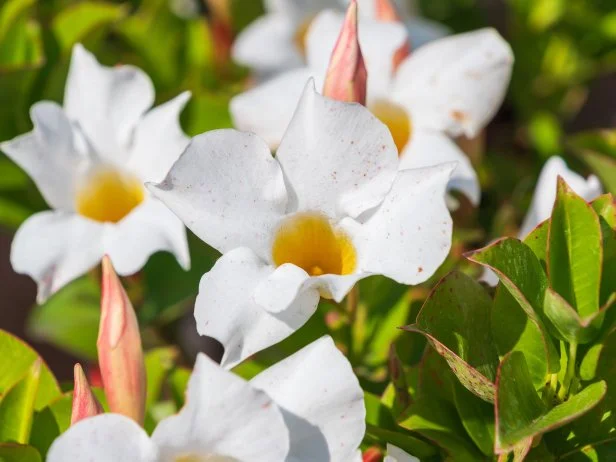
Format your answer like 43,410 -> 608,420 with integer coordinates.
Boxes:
558,341 -> 578,400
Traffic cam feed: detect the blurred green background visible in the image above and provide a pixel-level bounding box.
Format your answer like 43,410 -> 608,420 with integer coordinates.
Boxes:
0,0 -> 615,381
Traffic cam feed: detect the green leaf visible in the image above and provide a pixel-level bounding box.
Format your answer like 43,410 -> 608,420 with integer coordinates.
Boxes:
51,2 -> 128,55
525,219 -> 549,267
545,327 -> 616,457
398,397 -> 485,461
29,393 -> 72,458
496,351 -> 606,452
492,285 -> 554,388
592,194 -> 616,307
0,359 -> 41,443
141,232 -> 219,323
168,367 -> 191,409
116,0 -> 184,88
0,444 -> 41,462
26,276 -> 101,360
543,288 -> 608,344
0,330 -> 61,410
403,272 -> 499,402
453,381 -> 495,456
362,289 -> 410,367
145,347 -> 178,408
467,238 -> 559,373
365,425 -> 437,460
0,0 -> 36,46
548,177 -> 602,318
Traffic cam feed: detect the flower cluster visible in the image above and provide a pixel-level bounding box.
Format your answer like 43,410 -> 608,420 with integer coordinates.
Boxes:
2,0 -> 613,461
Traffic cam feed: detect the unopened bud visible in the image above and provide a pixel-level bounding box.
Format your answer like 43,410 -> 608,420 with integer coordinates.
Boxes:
97,256 -> 146,424
323,0 -> 367,105
71,363 -> 103,425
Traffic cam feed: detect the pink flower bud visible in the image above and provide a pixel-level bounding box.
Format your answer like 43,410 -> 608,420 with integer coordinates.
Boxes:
71,363 -> 103,425
97,256 -> 146,425
374,0 -> 411,71
322,0 -> 367,105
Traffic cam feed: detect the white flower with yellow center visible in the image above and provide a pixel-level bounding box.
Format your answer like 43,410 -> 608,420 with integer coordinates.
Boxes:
150,80 -> 453,367
47,336 -> 365,462
0,45 -> 190,302
231,10 -> 513,206
233,0 -> 448,78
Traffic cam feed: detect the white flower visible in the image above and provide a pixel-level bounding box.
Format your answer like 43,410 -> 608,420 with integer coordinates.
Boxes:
519,156 -> 602,238
47,336 -> 365,462
232,0 -> 448,78
150,80 -> 453,368
231,11 -> 513,206
383,444 -> 419,462
0,45 -> 190,302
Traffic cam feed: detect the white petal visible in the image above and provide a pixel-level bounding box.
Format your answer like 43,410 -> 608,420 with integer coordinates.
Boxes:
306,10 -> 407,99
255,265 -> 366,313
384,444 -> 420,462
392,28 -> 513,138
230,68 -> 314,150
47,414 -> 157,462
343,163 -> 454,285
128,91 -> 191,183
399,128 -> 480,205
308,272 -> 366,302
105,196 -> 190,275
1,102 -> 85,210
195,248 -> 319,369
64,44 -> 154,161
148,129 -> 288,260
276,80 -> 398,219
11,211 -> 105,302
232,14 -> 302,76
519,156 -> 602,238
152,353 -> 289,461
251,336 -> 365,462
254,263 -> 311,313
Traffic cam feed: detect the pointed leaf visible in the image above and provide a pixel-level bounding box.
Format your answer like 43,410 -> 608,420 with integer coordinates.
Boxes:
548,178 -> 602,318
0,359 -> 41,443
543,288 -> 604,344
0,330 -> 61,410
496,351 -> 606,452
403,272 -> 499,402
453,381 -> 495,456
545,327 -> 616,457
467,238 -> 560,373
492,285 -> 555,388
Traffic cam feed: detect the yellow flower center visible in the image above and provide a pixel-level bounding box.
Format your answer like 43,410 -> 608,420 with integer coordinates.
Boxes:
369,100 -> 412,155
75,166 -> 145,223
294,16 -> 315,57
272,212 -> 356,276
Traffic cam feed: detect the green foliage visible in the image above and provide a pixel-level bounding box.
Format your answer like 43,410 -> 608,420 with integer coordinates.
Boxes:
390,179 -> 615,460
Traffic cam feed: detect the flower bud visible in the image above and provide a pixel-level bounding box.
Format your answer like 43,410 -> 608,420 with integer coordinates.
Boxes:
322,0 -> 367,105
71,363 -> 103,425
97,256 -> 146,424
374,0 -> 411,71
